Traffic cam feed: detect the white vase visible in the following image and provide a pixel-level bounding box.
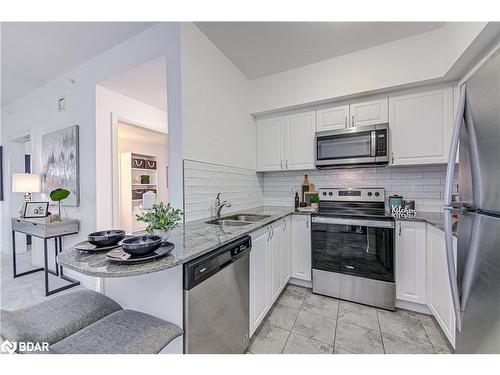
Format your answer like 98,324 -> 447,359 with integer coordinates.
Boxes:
311,203 -> 319,210
153,229 -> 171,243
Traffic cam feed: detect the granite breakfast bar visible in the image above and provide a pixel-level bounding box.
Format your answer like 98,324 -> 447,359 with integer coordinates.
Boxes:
57,206 -> 298,354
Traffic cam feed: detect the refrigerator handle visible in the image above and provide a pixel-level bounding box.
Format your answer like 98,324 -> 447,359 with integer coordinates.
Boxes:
444,84 -> 466,206
443,84 -> 466,332
444,209 -> 463,332
460,213 -> 482,314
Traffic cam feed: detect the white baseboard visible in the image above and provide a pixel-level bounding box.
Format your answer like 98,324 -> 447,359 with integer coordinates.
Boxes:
396,299 -> 432,315
288,277 -> 312,289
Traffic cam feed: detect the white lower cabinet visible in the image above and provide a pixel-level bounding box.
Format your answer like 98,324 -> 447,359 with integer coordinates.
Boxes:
395,220 -> 457,348
249,228 -> 270,336
291,215 -> 311,281
249,216 -> 292,337
395,221 -> 427,304
426,224 -> 457,348
269,221 -> 283,303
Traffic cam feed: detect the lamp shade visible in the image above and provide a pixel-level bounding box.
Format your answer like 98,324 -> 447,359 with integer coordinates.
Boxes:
12,173 -> 40,193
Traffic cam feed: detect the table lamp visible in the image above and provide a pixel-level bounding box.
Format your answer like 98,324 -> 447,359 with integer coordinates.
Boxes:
12,173 -> 41,217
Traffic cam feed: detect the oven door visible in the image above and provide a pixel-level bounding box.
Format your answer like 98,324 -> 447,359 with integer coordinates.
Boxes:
312,216 -> 395,283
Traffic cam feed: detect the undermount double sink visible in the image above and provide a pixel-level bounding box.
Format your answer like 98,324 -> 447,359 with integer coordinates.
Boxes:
205,214 -> 271,226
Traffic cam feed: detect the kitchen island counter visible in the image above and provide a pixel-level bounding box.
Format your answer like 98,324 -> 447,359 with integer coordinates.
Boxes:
57,206 -> 297,278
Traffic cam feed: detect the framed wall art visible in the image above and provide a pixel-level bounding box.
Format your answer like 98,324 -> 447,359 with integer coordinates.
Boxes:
41,125 -> 80,206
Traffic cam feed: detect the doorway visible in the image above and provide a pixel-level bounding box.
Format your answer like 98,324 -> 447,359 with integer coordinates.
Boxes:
9,132 -> 33,251
116,121 -> 168,233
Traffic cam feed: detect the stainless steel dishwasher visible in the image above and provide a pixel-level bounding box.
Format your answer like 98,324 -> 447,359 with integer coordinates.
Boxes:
183,235 -> 251,354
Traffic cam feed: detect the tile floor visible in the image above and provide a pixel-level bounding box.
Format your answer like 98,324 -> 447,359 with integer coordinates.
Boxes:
1,251 -> 83,310
247,284 -> 453,354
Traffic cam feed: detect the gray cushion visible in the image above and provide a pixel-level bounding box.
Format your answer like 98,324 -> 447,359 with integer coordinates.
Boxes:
0,290 -> 122,350
49,310 -> 183,354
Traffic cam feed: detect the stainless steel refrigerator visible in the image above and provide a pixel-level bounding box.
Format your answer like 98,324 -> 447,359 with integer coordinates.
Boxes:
444,47 -> 500,353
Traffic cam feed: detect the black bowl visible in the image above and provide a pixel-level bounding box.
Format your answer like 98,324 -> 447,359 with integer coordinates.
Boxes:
121,235 -> 162,256
88,230 -> 125,247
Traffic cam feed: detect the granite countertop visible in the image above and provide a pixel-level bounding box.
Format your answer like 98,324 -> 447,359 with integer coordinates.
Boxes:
57,206 -> 302,278
394,211 -> 458,237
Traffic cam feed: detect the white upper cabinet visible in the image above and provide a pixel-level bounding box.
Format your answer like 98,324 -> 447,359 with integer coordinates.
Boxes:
316,104 -> 349,131
395,221 -> 427,305
349,98 -> 388,127
389,86 -> 454,165
284,111 -> 316,170
291,215 -> 311,282
256,117 -> 284,171
256,111 -> 315,172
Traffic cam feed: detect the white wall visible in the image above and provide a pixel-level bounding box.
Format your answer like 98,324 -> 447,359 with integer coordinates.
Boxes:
181,23 -> 255,170
0,23 -> 182,273
249,23 -> 487,114
95,86 -> 167,230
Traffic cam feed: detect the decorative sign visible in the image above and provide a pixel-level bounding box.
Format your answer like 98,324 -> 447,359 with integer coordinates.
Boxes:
391,206 -> 417,219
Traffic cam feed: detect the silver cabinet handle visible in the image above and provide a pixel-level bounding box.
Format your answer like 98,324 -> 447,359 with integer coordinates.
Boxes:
391,152 -> 395,164
271,226 -> 274,239
280,160 -> 283,170
351,115 -> 355,127
344,116 -> 347,127
306,218 -> 309,228
398,223 -> 401,236
283,218 -> 286,231
285,160 -> 288,169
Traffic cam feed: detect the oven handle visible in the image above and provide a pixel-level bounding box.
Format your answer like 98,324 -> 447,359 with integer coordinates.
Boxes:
312,216 -> 395,228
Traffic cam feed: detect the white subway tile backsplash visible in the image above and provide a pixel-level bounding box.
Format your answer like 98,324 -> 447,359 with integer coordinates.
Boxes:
262,165 -> 457,213
184,160 -> 457,219
183,160 -> 264,222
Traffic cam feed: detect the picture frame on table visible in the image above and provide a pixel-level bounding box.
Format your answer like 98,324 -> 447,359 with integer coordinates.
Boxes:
23,202 -> 49,218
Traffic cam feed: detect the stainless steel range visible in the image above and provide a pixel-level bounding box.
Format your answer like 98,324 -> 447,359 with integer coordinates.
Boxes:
311,187 -> 395,310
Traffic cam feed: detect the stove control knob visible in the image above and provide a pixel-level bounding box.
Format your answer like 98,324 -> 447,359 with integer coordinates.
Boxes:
329,192 -> 333,196
367,192 -> 373,197
322,192 -> 327,196
374,192 -> 380,197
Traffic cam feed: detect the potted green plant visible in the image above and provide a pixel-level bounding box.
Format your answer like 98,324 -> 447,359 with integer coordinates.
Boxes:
49,188 -> 70,221
135,202 -> 183,242
309,195 -> 320,210
140,174 -> 150,184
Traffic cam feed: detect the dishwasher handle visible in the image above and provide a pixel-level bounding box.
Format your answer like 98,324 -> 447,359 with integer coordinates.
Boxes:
183,235 -> 251,290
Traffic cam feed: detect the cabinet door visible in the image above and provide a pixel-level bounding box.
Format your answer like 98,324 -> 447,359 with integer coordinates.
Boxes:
389,87 -> 453,165
426,224 -> 456,347
349,98 -> 388,127
395,221 -> 427,304
256,117 -> 284,171
291,215 -> 312,281
316,105 -> 349,131
280,216 -> 292,286
250,228 -> 270,336
284,111 -> 315,170
269,222 -> 283,303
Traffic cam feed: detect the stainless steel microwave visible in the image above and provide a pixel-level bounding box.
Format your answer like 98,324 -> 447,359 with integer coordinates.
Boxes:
315,124 -> 389,168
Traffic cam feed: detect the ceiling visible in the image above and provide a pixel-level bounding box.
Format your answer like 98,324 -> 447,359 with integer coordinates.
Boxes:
195,22 -> 446,79
118,122 -> 167,145
1,22 -> 155,106
99,56 -> 167,112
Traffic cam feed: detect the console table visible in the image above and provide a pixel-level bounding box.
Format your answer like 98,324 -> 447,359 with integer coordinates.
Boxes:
11,217 -> 80,296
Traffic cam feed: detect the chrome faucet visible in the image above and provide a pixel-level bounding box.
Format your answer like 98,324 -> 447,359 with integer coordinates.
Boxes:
215,193 -> 231,218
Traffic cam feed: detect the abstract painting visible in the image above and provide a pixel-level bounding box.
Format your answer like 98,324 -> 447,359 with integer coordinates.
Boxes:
41,125 -> 80,206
